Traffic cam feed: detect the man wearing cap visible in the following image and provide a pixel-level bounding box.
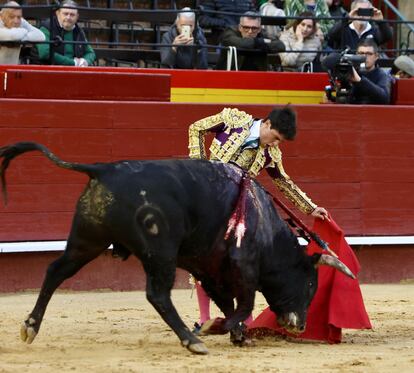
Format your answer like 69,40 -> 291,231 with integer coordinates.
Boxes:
394,55 -> 414,79
34,0 -> 95,66
0,1 -> 45,64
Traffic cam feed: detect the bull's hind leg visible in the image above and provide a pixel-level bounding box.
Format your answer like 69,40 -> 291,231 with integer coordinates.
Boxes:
20,233 -> 108,344
142,258 -> 209,355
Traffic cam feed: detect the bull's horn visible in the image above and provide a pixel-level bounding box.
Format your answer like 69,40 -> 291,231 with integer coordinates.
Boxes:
318,254 -> 356,279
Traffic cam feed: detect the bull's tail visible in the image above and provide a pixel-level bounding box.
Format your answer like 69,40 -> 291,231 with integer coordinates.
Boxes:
0,142 -> 97,205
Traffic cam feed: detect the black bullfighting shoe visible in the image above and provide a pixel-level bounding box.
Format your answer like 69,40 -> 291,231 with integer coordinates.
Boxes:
192,322 -> 202,335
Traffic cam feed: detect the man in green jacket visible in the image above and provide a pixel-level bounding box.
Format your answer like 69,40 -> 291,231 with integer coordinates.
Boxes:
36,0 -> 95,66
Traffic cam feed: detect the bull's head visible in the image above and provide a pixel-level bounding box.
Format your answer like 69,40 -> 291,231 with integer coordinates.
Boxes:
260,251 -> 355,334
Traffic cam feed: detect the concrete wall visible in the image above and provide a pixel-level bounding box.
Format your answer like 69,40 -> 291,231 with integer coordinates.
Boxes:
388,0 -> 413,51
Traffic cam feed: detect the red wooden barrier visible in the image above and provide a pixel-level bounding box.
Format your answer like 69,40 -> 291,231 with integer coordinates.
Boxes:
392,79 -> 414,105
1,70 -> 171,101
0,251 -> 190,292
1,65 -> 412,105
0,100 -> 413,240
0,243 -> 412,291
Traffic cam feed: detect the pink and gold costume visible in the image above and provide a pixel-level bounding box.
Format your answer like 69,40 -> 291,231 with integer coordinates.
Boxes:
188,107 -> 316,214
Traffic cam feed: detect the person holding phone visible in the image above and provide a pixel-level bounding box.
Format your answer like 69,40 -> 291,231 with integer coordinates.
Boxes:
160,7 -> 208,69
327,0 -> 392,51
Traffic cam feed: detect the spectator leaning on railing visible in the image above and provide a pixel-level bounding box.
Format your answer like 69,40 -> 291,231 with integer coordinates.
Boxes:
33,0 -> 95,66
327,0 -> 392,51
160,8 -> 208,69
279,11 -> 322,71
0,1 -> 45,64
216,11 -> 285,71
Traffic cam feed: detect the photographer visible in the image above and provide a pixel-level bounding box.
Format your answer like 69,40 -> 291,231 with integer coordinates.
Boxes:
327,0 -> 392,51
324,39 -> 390,104
350,39 -> 391,104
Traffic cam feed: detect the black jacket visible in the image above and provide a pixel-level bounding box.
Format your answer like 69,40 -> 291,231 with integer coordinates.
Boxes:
42,16 -> 88,58
351,67 -> 391,105
328,19 -> 393,51
216,27 -> 285,71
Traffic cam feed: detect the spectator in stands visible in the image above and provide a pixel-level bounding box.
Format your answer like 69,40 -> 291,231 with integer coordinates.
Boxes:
160,8 -> 208,69
198,0 -> 255,44
34,0 -> 95,66
216,11 -> 285,71
325,0 -> 347,19
0,1 -> 45,64
393,55 -> 414,79
279,11 -> 322,71
284,0 -> 333,36
259,0 -> 286,40
349,39 -> 391,104
327,0 -> 392,51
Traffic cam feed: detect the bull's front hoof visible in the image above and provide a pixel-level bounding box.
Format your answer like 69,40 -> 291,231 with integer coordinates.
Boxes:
232,336 -> 255,347
20,317 -> 38,344
187,342 -> 209,355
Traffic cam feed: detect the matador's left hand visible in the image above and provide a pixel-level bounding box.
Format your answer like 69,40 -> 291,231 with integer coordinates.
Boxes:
311,206 -> 329,220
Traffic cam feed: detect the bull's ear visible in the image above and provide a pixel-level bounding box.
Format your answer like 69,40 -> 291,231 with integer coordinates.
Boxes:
310,253 -> 322,267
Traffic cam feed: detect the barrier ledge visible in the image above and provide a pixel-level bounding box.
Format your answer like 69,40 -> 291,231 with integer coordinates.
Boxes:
1,237 -> 414,253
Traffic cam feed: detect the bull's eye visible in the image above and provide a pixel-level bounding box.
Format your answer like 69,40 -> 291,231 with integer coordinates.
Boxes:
143,214 -> 159,235
309,281 -> 313,287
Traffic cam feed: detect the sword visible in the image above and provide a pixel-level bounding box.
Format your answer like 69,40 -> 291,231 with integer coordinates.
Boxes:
267,192 -> 338,258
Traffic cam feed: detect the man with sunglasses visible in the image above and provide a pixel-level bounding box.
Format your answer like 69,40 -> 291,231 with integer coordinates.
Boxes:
349,38 -> 391,104
216,11 -> 285,71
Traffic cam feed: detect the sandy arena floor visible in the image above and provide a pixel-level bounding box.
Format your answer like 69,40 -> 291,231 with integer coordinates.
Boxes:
0,284 -> 413,373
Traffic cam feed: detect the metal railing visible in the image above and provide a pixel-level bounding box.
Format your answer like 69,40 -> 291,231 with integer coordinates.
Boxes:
1,4 -> 414,68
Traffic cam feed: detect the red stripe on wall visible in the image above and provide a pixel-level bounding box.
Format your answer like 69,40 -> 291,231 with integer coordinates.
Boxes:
0,65 -> 328,91
143,69 -> 328,90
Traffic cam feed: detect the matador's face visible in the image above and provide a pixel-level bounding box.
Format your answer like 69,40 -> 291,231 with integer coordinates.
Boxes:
259,120 -> 285,147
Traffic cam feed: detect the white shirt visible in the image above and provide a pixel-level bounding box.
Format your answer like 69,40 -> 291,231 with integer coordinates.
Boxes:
0,18 -> 45,64
242,119 -> 261,149
349,21 -> 373,37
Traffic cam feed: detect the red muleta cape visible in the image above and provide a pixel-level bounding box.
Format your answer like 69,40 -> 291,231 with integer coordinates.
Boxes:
248,216 -> 372,343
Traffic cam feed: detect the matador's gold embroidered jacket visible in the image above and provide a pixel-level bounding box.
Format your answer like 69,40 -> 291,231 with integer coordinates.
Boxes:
188,108 -> 317,214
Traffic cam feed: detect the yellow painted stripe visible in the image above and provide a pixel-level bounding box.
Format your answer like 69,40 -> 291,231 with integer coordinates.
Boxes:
171,87 -> 325,104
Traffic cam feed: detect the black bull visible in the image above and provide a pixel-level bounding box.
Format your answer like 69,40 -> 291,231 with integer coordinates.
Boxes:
0,142 -> 354,355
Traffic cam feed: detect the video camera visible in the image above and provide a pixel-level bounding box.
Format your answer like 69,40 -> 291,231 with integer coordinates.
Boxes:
322,48 -> 366,104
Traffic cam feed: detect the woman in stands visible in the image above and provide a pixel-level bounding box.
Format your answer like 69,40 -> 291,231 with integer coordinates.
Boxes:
279,11 -> 322,72
284,0 -> 333,35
